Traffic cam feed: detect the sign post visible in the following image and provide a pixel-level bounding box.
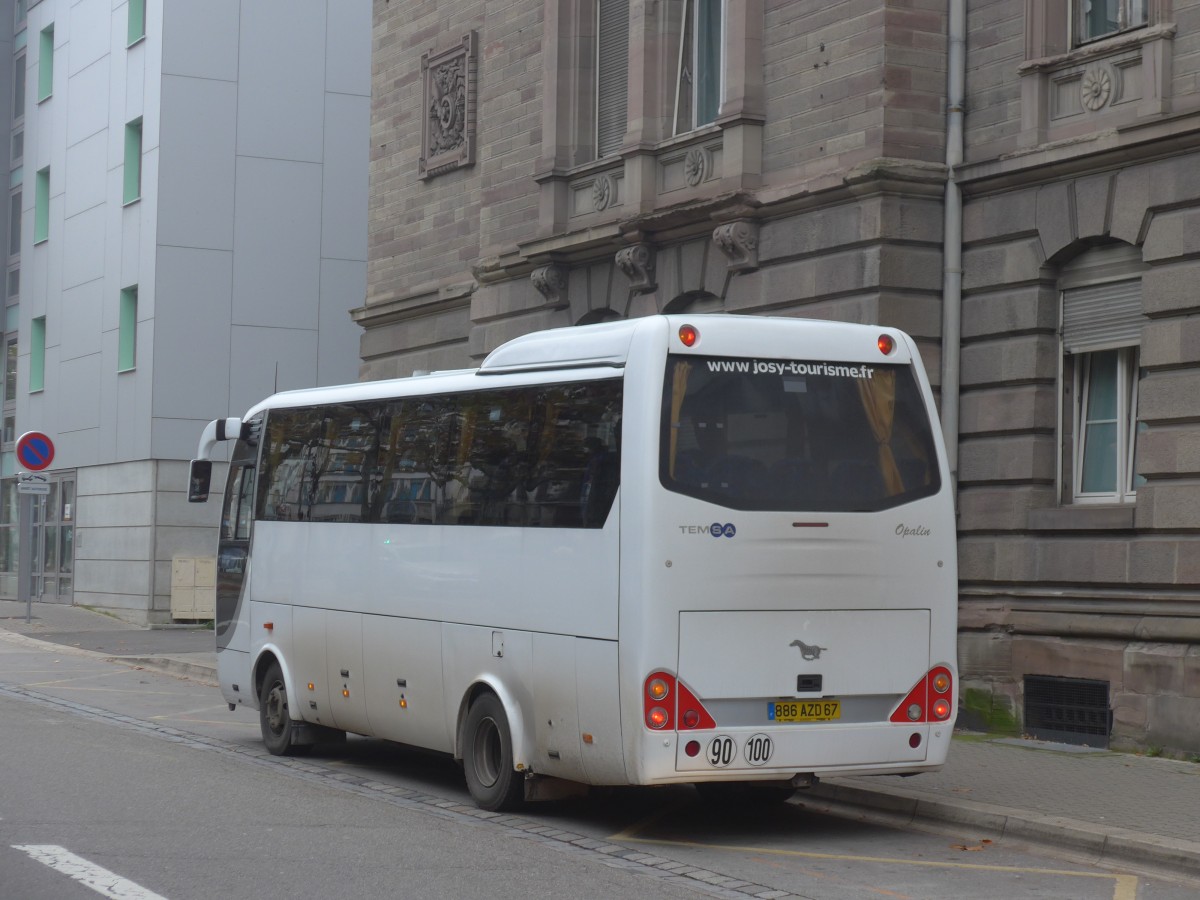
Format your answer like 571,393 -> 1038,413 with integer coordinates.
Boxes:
15,432 -> 55,624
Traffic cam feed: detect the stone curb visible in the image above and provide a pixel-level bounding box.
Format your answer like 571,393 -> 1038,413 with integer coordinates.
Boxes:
111,655 -> 219,685
0,629 -> 218,686
808,780 -> 1200,881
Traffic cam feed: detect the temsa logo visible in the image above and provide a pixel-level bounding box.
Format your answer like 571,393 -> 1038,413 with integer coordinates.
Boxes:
678,523 -> 736,538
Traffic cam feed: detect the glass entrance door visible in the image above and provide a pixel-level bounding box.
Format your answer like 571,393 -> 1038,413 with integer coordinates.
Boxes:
30,476 -> 74,603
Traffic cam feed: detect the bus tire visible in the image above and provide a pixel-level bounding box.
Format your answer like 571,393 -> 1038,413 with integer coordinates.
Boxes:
462,693 -> 524,812
259,661 -> 301,756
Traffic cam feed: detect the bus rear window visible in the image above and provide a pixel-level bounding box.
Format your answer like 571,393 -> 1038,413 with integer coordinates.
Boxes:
660,355 -> 941,512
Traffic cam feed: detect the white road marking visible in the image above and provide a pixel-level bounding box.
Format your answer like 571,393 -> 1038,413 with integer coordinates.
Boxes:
12,844 -> 168,899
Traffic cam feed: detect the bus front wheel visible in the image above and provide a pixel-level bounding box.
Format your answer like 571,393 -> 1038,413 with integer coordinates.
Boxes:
462,693 -> 524,811
259,661 -> 301,756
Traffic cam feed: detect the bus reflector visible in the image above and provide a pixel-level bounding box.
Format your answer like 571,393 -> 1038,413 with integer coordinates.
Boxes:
676,680 -> 716,730
890,666 -> 954,724
644,671 -> 716,731
679,324 -> 699,347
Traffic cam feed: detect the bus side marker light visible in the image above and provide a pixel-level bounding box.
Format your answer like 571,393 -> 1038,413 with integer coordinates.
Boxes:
342,688 -> 350,698
263,622 -> 273,631
307,682 -> 315,691
582,733 -> 594,745
399,697 -> 407,709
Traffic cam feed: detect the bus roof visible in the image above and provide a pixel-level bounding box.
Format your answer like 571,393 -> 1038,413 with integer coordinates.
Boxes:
237,315 -> 916,419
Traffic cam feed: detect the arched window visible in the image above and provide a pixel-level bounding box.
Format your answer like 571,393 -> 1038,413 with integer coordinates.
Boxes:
1058,243 -> 1146,504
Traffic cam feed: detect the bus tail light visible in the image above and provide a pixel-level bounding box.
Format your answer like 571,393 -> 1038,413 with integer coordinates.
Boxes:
889,666 -> 954,724
644,672 -> 717,731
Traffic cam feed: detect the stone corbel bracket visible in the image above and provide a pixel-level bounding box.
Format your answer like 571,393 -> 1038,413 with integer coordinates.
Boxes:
615,243 -> 657,295
712,219 -> 760,273
530,263 -> 569,308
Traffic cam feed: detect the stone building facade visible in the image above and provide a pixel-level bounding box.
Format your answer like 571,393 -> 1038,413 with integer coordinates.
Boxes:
363,0 -> 1200,754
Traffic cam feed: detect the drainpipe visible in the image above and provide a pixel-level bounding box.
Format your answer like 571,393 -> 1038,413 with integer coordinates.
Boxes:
941,0 -> 966,495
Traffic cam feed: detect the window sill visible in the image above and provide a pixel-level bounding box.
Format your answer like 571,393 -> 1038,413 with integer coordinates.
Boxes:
1027,504 -> 1135,531
127,35 -> 146,50
122,196 -> 141,208
1019,24 -> 1172,74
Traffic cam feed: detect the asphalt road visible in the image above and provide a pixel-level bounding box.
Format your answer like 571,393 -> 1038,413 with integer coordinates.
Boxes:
2,632 -> 1197,900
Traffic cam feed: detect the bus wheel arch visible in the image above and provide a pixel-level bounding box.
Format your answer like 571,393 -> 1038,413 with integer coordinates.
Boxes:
457,684 -> 527,811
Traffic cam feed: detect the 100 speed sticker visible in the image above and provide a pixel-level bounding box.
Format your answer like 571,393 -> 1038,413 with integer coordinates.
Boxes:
706,734 -> 774,768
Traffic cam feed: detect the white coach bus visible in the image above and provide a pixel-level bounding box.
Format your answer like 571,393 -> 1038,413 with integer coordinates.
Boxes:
189,314 -> 957,810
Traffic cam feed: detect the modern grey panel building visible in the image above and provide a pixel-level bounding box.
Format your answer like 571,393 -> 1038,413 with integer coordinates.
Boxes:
362,1 -> 1200,755
0,0 -> 370,622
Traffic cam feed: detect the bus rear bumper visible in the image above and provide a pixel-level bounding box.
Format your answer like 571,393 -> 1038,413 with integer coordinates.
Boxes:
631,722 -> 952,785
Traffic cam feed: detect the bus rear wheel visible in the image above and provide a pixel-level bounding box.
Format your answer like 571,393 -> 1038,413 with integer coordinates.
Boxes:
462,693 -> 524,811
259,661 -> 301,756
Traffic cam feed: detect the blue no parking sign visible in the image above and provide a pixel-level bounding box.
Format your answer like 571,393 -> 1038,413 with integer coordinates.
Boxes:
16,431 -> 55,471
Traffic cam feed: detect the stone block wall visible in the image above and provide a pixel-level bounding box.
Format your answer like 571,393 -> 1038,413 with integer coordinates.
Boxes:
762,0 -> 946,180
956,143 -> 1200,754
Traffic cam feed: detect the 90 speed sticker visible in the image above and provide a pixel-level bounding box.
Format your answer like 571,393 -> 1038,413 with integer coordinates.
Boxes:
705,734 -> 774,768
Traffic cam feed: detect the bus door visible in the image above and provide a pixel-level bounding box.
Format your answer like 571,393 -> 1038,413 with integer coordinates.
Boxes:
217,438 -> 257,654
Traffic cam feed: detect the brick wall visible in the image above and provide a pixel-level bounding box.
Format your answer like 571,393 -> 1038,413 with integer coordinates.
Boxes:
369,0 -> 543,306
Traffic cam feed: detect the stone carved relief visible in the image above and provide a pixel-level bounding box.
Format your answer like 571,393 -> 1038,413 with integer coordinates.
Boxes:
712,220 -> 760,272
592,175 -> 613,212
615,243 -> 657,294
420,32 -> 477,179
531,264 -> 569,307
684,147 -> 711,187
1080,65 -> 1114,111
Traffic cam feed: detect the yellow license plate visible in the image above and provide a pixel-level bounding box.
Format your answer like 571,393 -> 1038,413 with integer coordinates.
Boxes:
769,700 -> 841,723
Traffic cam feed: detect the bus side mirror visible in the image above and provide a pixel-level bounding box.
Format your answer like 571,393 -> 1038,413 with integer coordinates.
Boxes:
188,459 -> 213,503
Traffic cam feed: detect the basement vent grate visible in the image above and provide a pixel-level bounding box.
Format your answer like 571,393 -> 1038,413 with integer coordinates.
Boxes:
1023,675 -> 1111,747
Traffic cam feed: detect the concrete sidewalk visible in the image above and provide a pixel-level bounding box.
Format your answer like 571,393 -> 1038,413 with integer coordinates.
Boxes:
2,600 -> 1198,882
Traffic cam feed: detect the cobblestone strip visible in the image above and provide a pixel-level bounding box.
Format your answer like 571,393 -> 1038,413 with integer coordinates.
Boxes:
0,682 -> 812,900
